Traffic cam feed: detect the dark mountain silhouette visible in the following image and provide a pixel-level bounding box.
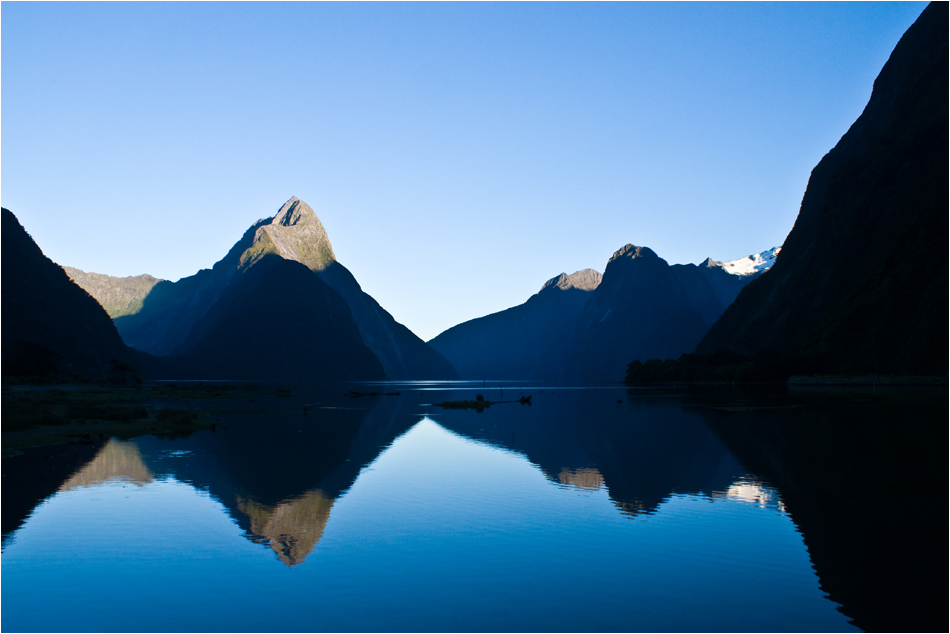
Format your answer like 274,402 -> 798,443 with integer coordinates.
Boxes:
428,269 -> 602,379
170,255 -> 385,380
676,256 -> 766,322
694,2 -> 948,377
432,245 -> 766,381
114,197 -> 456,380
1,208 -> 153,381
568,245 -> 759,381
114,219 -> 269,356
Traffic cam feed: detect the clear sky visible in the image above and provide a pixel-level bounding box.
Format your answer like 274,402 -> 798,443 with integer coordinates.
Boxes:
1,2 -> 927,341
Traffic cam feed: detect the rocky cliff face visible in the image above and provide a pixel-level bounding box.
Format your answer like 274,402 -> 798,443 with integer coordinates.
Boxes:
239,198 -> 336,272
697,2 -> 948,375
63,267 -> 164,318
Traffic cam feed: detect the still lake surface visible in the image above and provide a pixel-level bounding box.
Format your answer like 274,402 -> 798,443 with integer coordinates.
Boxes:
2,382 -> 944,632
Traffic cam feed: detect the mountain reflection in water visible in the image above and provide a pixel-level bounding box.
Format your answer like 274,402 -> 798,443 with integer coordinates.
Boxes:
710,478 -> 785,512
1,383 -> 943,632
58,439 -> 154,491
236,490 -> 334,566
556,467 -> 604,490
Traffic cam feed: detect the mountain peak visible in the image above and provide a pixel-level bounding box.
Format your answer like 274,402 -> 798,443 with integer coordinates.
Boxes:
608,244 -> 660,264
240,197 -> 336,272
273,196 -> 315,227
540,269 -> 603,293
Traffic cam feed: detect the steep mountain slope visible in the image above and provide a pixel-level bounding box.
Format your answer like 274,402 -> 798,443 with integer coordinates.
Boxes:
428,269 -> 602,379
1,208 -> 150,380
172,255 -> 385,380
696,2 -> 948,376
114,197 -> 456,380
63,267 -> 164,318
316,261 -> 457,380
114,219 -> 268,355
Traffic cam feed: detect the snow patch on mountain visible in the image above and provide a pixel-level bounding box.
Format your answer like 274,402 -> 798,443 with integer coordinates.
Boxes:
720,247 -> 782,276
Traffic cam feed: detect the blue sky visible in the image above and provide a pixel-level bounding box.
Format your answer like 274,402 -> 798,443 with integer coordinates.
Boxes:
1,2 -> 927,341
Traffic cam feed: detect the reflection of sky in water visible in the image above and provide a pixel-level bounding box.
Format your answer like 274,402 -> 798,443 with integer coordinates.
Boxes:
2,419 -> 855,633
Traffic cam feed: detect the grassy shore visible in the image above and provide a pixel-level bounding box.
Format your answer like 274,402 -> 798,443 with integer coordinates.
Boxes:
0,383 -> 257,452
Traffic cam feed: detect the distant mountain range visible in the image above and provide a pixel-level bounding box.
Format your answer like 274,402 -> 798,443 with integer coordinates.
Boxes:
430,246 -> 778,380
630,2 -> 948,382
62,268 -> 164,318
43,190 -> 781,382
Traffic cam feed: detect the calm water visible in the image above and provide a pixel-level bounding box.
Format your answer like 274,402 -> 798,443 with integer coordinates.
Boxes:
2,383 -> 944,632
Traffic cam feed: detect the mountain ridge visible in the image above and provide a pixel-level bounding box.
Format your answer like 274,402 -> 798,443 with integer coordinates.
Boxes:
430,244 -> 775,380
63,267 -> 165,318
540,269 -> 603,293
